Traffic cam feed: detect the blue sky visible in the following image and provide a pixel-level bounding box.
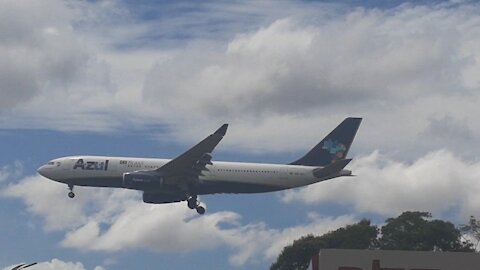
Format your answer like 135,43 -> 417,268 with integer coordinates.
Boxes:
2,0 -> 480,269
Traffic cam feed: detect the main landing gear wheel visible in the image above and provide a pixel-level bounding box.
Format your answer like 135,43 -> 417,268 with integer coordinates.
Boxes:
67,184 -> 75,198
196,206 -> 205,215
187,195 -> 206,215
187,196 -> 198,210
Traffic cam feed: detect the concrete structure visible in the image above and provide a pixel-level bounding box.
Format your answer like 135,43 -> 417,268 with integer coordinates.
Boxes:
309,249 -> 480,270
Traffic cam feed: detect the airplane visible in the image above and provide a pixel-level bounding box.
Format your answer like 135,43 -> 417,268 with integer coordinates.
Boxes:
37,117 -> 362,215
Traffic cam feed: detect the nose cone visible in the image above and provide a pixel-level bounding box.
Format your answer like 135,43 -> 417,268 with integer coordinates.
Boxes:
37,163 -> 64,183
37,165 -> 48,178
37,166 -> 46,177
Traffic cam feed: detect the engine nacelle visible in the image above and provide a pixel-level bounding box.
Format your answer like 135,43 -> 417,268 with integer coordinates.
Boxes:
122,171 -> 163,190
143,193 -> 186,204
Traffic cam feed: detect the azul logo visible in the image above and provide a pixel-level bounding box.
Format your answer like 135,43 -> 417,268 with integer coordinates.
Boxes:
322,139 -> 347,159
73,159 -> 109,171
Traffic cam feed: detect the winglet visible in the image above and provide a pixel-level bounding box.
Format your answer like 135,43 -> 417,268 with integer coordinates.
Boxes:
214,124 -> 228,136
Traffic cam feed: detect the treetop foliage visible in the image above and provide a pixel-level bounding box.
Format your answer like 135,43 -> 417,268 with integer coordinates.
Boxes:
270,211 -> 475,270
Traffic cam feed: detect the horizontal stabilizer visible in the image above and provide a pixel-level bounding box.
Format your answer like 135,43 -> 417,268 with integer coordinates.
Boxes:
312,159 -> 352,178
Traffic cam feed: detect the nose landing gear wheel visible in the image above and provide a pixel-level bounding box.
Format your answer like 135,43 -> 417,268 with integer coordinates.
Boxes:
67,184 -> 75,198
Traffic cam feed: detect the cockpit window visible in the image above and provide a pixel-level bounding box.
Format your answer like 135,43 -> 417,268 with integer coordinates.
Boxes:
48,162 -> 55,165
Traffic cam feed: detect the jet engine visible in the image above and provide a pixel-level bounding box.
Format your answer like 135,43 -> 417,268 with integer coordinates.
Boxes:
122,171 -> 163,190
143,192 -> 186,204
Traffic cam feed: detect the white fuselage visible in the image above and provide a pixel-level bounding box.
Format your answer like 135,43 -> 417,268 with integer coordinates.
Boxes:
36,118 -> 360,214
38,155 -> 331,194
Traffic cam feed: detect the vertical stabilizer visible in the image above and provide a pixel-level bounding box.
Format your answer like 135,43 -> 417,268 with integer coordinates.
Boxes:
289,117 -> 362,166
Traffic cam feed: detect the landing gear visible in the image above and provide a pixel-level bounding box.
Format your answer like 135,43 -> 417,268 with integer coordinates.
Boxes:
186,195 -> 206,215
187,196 -> 198,209
196,206 -> 205,215
67,184 -> 75,198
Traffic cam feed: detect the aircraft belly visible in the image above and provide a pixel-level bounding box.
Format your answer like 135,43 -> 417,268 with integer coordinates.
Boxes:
193,180 -> 285,194
195,173 -> 288,194
66,176 -> 123,188
66,172 -> 176,192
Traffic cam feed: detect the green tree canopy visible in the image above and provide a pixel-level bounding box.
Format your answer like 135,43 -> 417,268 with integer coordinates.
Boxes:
270,211 -> 475,270
270,219 -> 378,270
379,211 -> 473,252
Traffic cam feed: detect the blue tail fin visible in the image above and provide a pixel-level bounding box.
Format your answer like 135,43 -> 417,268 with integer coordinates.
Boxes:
289,117 -> 362,166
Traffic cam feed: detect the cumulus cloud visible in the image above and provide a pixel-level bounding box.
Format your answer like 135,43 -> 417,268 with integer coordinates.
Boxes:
0,0 -> 79,102
0,1 -> 479,157
2,176 -> 140,231
61,207 -> 356,266
3,175 -> 355,266
224,213 -> 356,266
0,0 -> 120,131
140,1 -> 480,156
282,150 -> 480,221
4,0 -> 480,269
0,161 -> 24,183
4,150 -> 480,266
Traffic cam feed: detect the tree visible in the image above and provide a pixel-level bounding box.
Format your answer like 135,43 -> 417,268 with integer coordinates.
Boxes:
271,211 -> 475,270
270,220 -> 378,270
320,219 -> 379,249
460,216 -> 480,250
379,211 -> 473,252
270,235 -> 322,270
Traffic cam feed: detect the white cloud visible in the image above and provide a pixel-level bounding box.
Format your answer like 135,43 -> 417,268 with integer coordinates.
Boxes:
140,2 -> 480,156
0,0 -> 121,131
0,1 -> 479,157
0,161 -> 24,183
62,206 -> 356,267
2,176 -> 137,231
282,150 -> 480,221
4,149 -> 479,266
3,175 -> 355,267
223,213 -> 356,266
3,1 -> 480,269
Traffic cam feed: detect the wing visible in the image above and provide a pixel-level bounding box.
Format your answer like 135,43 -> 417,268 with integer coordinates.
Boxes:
133,124 -> 227,204
157,124 -> 228,178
